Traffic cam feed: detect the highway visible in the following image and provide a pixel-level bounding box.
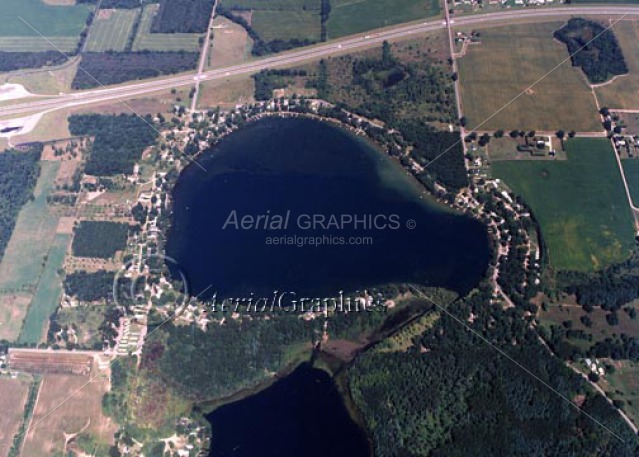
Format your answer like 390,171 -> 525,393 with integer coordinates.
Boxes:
1,5 -> 638,117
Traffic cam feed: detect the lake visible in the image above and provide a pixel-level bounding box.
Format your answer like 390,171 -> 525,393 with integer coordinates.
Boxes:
205,362 -> 370,457
166,116 -> 489,299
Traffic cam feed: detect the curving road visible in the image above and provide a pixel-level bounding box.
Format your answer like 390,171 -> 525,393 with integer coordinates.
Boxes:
1,5 -> 638,117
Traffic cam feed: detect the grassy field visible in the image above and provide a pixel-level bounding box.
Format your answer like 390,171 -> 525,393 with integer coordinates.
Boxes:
622,159 -> 639,207
0,0 -> 90,37
596,20 -> 639,109
603,360 -> 639,426
492,138 -> 635,272
85,8 -> 138,52
132,4 -> 202,52
0,377 -> 31,457
0,161 -> 60,341
209,16 -> 252,69
220,0 -> 319,7
197,76 -> 255,108
22,368 -> 116,457
0,37 -> 78,52
458,22 -> 601,132
252,9 -> 322,42
19,234 -> 70,345
327,0 -> 440,39
3,62 -> 78,95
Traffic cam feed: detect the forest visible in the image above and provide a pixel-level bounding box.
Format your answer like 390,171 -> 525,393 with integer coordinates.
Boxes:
150,313 -> 320,400
151,0 -> 216,33
252,69 -> 308,100
0,147 -> 41,263
71,52 -> 198,90
71,221 -> 129,258
349,282 -> 639,456
68,113 -> 158,176
0,51 -> 67,72
63,270 -> 116,302
554,18 -> 628,84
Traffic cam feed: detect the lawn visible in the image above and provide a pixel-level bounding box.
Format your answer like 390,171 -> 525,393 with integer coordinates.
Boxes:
0,161 -> 60,341
622,159 -> 639,207
0,0 -> 91,37
327,0 -> 440,39
19,233 -> 70,345
85,8 -> 138,52
492,138 -> 635,272
252,9 -> 322,42
132,4 -> 202,52
458,22 -> 602,132
596,20 -> 639,110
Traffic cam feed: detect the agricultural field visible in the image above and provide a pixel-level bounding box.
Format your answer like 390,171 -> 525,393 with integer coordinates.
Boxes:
0,0 -> 91,37
252,9 -> 322,42
21,365 -> 116,457
622,159 -> 639,207
492,138 -> 635,272
0,161 -> 60,341
85,8 -> 138,52
208,16 -> 252,69
19,234 -> 71,345
458,22 -> 601,132
0,37 -> 78,53
133,4 -> 203,52
327,0 -> 440,39
596,20 -> 639,110
0,377 -> 31,457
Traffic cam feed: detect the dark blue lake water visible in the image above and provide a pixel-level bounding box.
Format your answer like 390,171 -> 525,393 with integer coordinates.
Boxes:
205,363 -> 370,457
166,116 -> 489,299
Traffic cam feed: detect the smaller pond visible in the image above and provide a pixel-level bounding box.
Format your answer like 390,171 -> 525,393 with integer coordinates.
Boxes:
206,363 -> 370,457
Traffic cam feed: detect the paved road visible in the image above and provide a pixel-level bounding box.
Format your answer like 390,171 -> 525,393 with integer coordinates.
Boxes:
1,5 -> 638,117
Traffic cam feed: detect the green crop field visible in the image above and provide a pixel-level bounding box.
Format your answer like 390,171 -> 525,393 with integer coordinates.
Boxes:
0,0 -> 91,37
327,0 -> 440,39
19,233 -> 70,345
622,159 -> 639,207
252,10 -> 322,42
220,0 -> 319,8
0,161 -> 59,341
458,22 -> 601,132
133,4 -> 202,52
85,8 -> 138,52
0,36 -> 78,52
493,138 -> 635,272
596,20 -> 639,110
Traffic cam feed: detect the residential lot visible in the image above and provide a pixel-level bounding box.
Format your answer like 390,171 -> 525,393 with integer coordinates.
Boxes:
596,20 -> 639,109
492,138 -> 635,272
458,22 -> 601,132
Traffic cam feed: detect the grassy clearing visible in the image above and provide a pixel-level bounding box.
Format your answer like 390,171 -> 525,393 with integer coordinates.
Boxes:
3,62 -> 78,95
0,0 -> 91,37
54,305 -> 105,349
197,76 -> 255,108
252,9 -> 322,42
0,161 -> 59,341
19,234 -> 70,345
622,159 -> 639,207
133,4 -> 202,52
209,16 -> 252,69
85,8 -> 138,52
458,22 -> 601,132
603,360 -> 639,426
492,138 -> 635,272
327,0 -> 440,39
596,20 -> 639,109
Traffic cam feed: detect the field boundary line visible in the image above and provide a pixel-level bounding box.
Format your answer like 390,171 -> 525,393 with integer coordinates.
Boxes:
17,16 -> 208,173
